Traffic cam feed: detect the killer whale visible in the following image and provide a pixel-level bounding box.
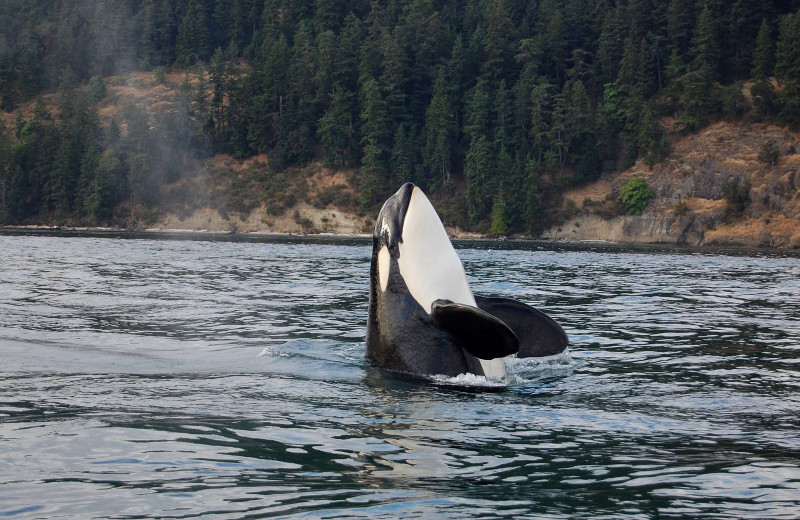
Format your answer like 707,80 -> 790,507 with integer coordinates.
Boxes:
366,183 -> 568,381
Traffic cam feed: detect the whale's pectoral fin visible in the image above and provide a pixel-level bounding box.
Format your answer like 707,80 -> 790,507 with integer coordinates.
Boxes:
431,299 -> 519,360
474,295 -> 568,358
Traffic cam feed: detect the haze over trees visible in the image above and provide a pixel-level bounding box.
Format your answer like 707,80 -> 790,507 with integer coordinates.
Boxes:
1,0 -> 799,232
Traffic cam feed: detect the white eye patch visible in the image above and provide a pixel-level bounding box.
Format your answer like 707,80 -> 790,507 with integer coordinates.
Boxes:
377,245 -> 390,292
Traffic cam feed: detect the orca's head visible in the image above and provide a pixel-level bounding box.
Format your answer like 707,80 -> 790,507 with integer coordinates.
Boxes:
372,183 -> 475,313
374,183 -> 415,252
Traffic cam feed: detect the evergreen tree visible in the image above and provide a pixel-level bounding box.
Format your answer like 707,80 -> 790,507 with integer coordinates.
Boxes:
493,79 -> 513,148
318,87 -> 356,167
423,68 -> 457,189
464,78 -> 491,142
551,78 -> 595,180
8,98 -> 54,221
666,0 -> 696,62
192,70 -> 212,155
176,0 -> 209,66
0,37 -> 15,110
141,0 -> 177,67
390,123 -> 420,187
617,35 -> 646,99
359,74 -> 389,210
724,0 -> 764,81
536,0 -> 570,86
676,1 -> 722,131
637,102 -> 669,166
595,5 -> 626,87
16,27 -> 44,101
208,46 -> 236,150
464,135 -> 493,224
690,2 -> 721,81
775,11 -> 800,128
120,103 -> 155,220
0,119 -> 12,220
313,0 -> 347,34
482,0 -> 517,82
489,190 -> 509,235
314,30 -> 338,109
528,78 -> 555,169
752,18 -> 775,80
522,159 -> 543,235
380,28 -> 412,129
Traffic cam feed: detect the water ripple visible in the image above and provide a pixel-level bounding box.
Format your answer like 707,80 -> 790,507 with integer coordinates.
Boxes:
1,233 -> 799,519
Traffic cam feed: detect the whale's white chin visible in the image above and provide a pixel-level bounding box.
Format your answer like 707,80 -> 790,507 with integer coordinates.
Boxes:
397,187 -> 475,312
397,187 -> 505,379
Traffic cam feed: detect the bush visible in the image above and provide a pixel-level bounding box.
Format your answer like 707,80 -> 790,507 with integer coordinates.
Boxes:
489,192 -> 509,235
87,75 -> 106,102
750,80 -> 777,117
721,82 -> 747,120
153,66 -> 167,85
757,139 -> 780,166
619,178 -> 654,215
723,179 -> 751,219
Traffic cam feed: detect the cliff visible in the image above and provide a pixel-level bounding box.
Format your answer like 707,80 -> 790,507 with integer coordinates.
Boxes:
541,121 -> 800,249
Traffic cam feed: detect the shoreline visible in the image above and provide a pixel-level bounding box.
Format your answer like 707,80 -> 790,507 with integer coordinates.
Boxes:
4,224 -> 799,255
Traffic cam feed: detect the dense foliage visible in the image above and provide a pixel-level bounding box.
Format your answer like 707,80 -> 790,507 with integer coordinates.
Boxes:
1,0 -> 799,231
619,177 -> 654,215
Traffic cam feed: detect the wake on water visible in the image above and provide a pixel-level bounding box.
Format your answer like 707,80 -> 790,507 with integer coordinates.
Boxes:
257,340 -> 575,391
430,349 -> 575,390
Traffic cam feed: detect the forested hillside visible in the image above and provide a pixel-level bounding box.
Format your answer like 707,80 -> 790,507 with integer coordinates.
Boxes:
1,0 -> 799,233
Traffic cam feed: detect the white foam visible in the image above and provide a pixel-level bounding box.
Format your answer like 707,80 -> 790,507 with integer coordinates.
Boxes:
503,349 -> 575,383
430,372 -> 507,389
257,347 -> 291,358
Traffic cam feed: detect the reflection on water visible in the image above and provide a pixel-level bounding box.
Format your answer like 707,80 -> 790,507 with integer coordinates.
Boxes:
1,231 -> 799,519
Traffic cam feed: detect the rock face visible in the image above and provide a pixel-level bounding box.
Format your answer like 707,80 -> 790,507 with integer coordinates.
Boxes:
542,122 -> 800,249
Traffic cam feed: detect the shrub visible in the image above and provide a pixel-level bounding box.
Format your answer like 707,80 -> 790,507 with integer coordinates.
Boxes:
619,178 -> 654,215
750,80 -> 776,117
757,139 -> 780,167
721,81 -> 747,121
723,179 -> 751,219
87,75 -> 106,102
489,192 -> 509,235
153,66 -> 167,85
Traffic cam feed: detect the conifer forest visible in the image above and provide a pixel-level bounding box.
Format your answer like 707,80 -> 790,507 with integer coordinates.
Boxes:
1,0 -> 799,233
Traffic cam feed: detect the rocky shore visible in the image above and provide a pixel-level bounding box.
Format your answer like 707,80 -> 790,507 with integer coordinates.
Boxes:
542,121 -> 800,249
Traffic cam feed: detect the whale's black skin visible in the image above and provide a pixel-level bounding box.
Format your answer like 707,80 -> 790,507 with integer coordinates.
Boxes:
474,296 -> 569,358
366,183 -> 568,379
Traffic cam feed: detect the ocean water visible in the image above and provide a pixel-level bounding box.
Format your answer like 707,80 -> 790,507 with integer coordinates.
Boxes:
1,231 -> 799,519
